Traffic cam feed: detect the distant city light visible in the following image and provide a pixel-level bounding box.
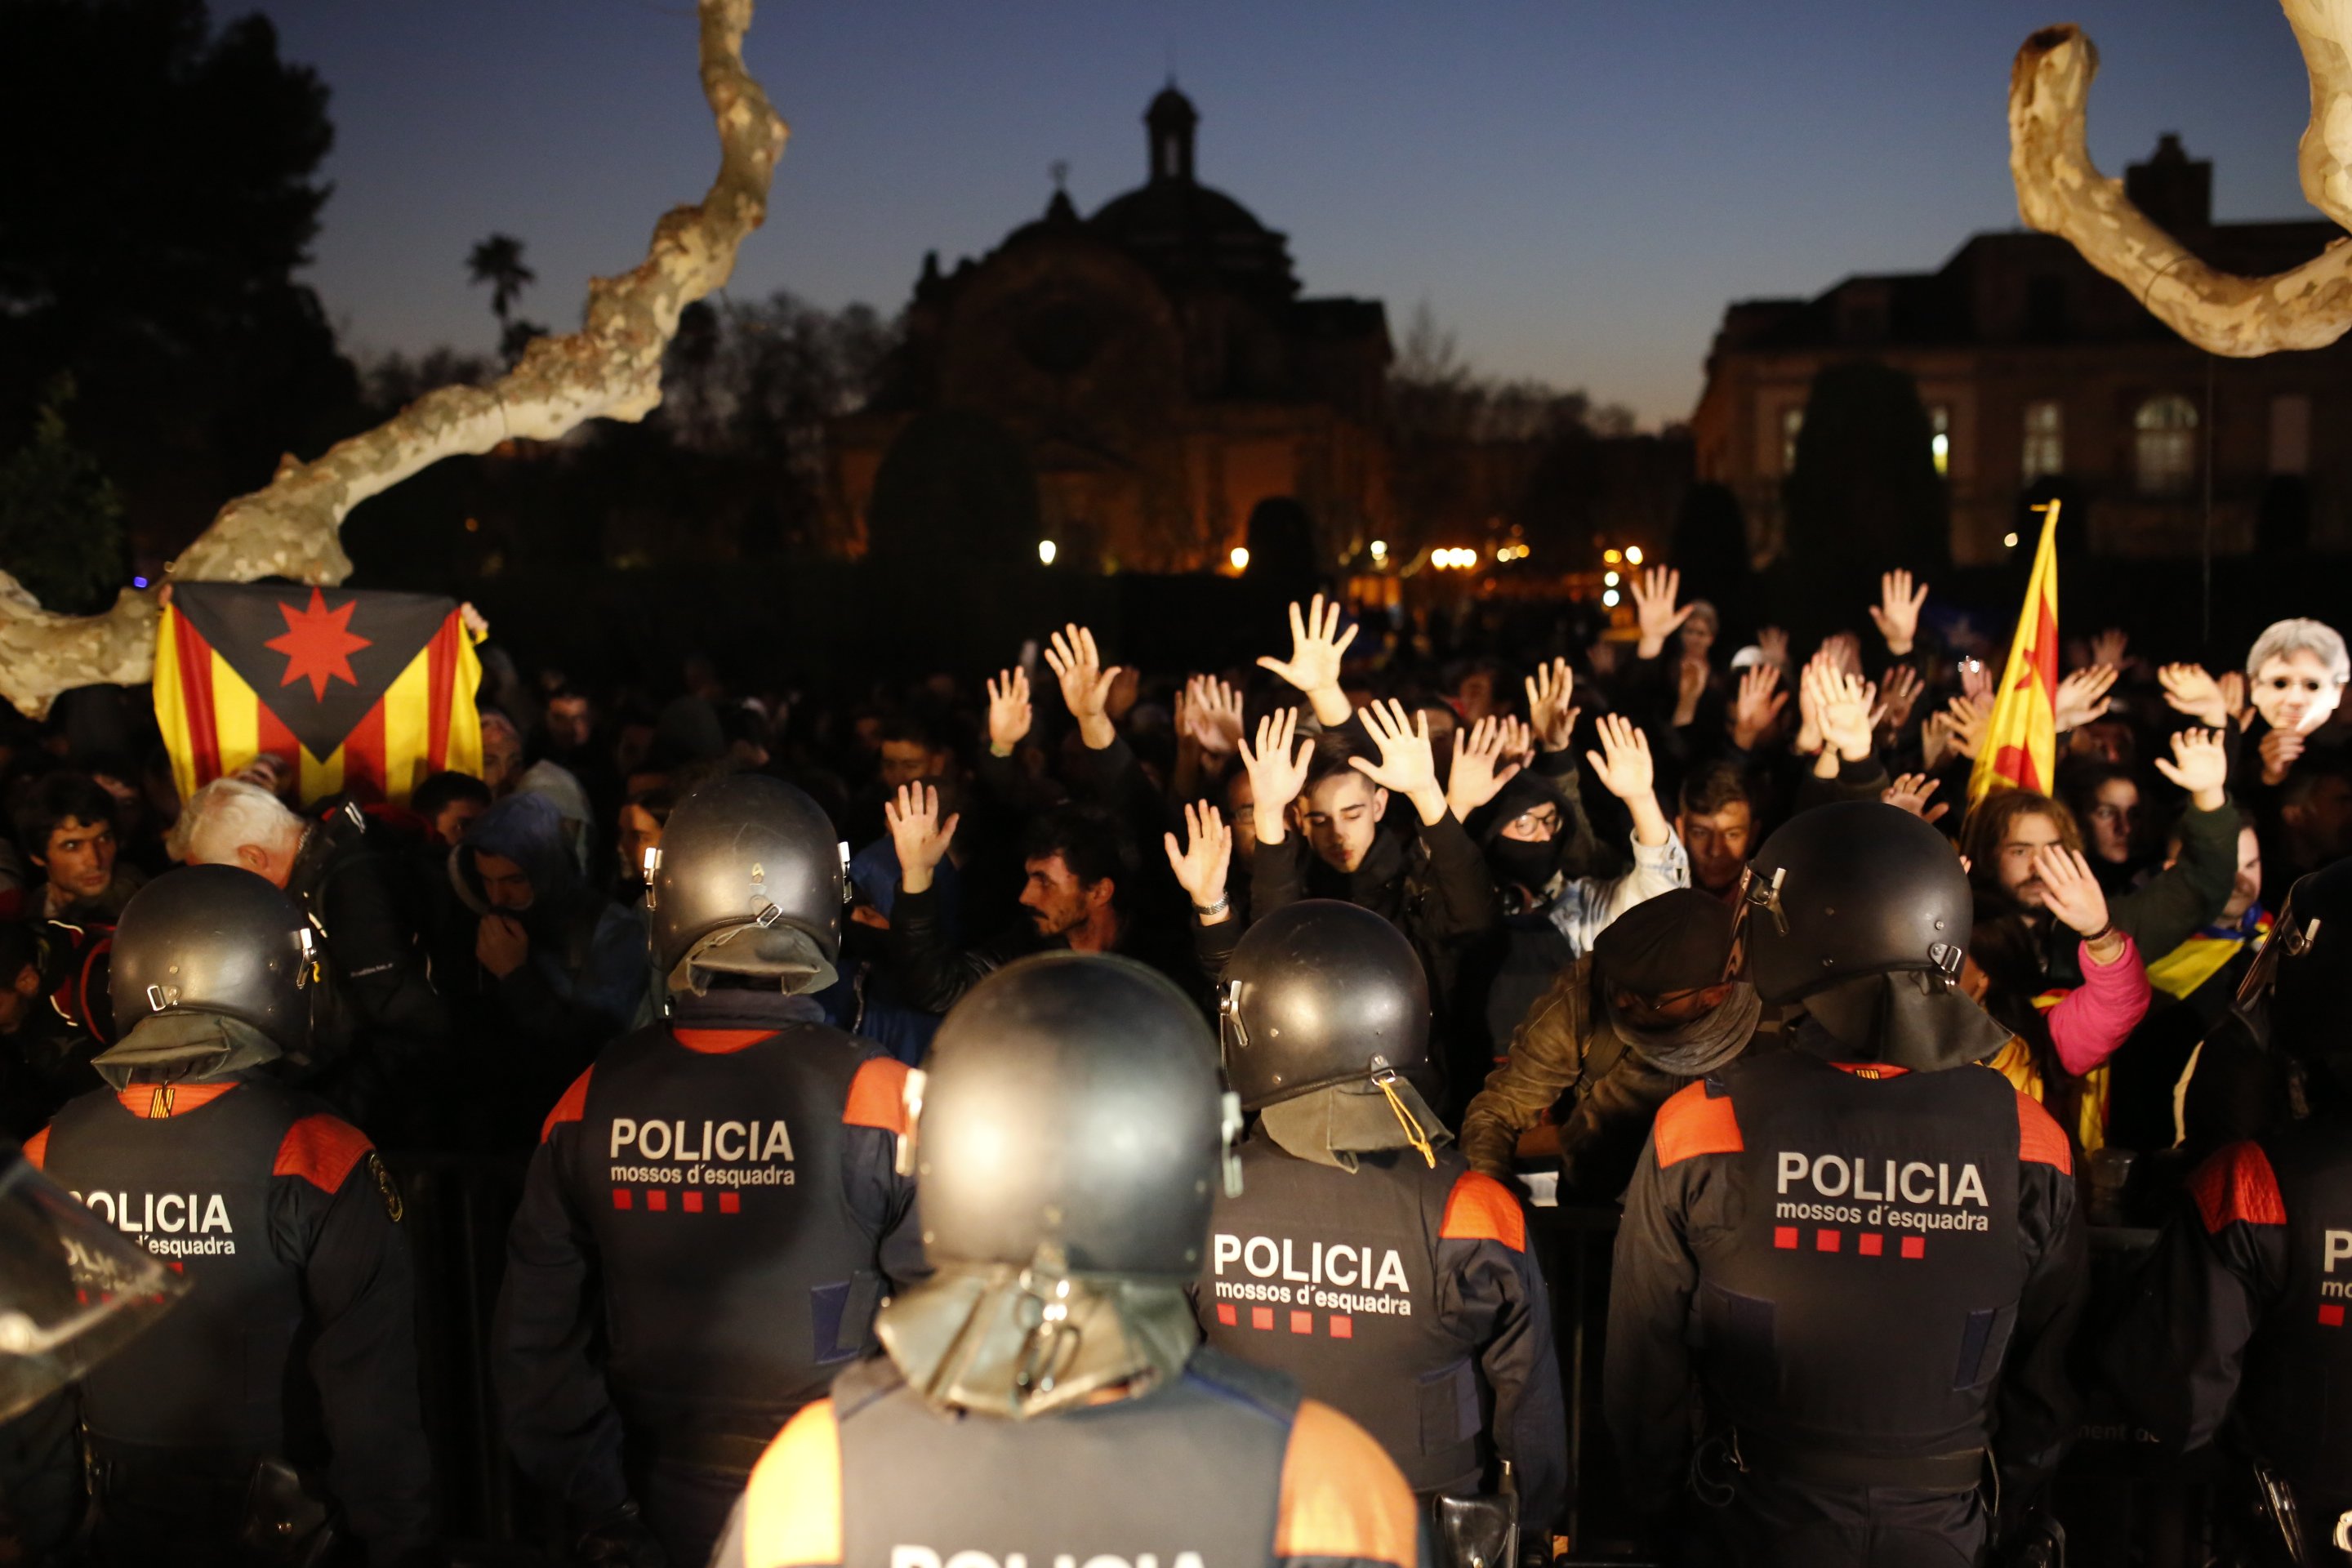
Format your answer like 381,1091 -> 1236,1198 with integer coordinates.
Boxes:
2002,532 -> 2020,548
1603,549 -> 1622,564
1370,539 -> 1389,560
1602,589 -> 1621,608
1494,544 -> 1530,563
132,577 -> 149,589
1603,571 -> 1619,587
1625,546 -> 1645,565
1432,547 -> 1482,570
1038,539 -> 1058,565
1229,546 -> 1250,570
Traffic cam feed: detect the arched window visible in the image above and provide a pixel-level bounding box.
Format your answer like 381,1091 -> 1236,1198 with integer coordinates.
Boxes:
2134,394 -> 2198,497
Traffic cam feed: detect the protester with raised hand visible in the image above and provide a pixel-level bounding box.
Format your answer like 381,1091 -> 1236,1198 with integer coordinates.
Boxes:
1255,593 -> 1360,730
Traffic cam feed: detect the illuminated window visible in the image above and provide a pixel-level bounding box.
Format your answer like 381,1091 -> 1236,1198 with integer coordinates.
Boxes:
2133,395 -> 2198,497
2021,400 -> 2064,483
1928,405 -> 1950,477
1780,407 -> 1805,474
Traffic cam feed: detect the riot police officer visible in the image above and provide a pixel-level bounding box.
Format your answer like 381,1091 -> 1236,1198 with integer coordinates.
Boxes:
1606,802 -> 2085,1566
495,774 -> 921,1567
2106,855 -> 2352,1558
19,866 -> 434,1566
1197,899 -> 1566,1556
710,951 -> 1428,1568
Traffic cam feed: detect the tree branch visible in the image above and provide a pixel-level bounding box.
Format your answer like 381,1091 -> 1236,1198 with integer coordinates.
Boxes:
2008,18 -> 2352,359
0,0 -> 786,719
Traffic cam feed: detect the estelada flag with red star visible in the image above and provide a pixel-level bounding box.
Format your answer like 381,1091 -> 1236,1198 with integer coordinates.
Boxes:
1969,501 -> 2062,804
153,583 -> 483,808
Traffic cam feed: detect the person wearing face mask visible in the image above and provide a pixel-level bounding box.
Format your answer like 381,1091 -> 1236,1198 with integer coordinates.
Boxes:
1447,713 -> 1689,1112
1456,888 -> 1769,1202
2242,617 -> 2351,791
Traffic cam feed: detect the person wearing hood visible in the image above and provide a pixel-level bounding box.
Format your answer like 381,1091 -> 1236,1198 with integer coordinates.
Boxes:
1457,889 -> 1768,1203
448,791 -> 644,1127
1606,803 -> 2085,1567
710,951 -> 1425,1568
1196,900 -> 1566,1557
2101,856 -> 2352,1560
14,867 -> 433,1566
495,777 -> 921,1567
1453,692 -> 1690,1105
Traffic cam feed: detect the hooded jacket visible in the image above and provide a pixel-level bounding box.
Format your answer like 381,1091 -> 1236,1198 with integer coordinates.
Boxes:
449,792 -> 644,1078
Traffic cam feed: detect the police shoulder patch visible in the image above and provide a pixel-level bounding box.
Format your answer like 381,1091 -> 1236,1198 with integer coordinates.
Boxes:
366,1151 -> 406,1223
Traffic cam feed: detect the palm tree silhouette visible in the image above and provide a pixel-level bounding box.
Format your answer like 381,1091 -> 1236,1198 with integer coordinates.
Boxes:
466,234 -> 535,329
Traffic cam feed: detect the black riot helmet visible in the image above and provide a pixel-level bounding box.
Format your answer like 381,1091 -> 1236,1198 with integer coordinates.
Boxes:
915,952 -> 1236,1277
647,773 -> 844,985
1740,800 -> 1971,1007
1221,899 -> 1429,1111
107,866 -> 314,1053
2240,856 -> 2352,1073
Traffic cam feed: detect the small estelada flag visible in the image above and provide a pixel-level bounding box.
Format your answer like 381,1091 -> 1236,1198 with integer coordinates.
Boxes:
1969,500 -> 2062,804
154,583 -> 483,808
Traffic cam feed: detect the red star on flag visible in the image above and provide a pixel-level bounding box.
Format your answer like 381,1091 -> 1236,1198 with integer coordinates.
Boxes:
265,588 -> 372,701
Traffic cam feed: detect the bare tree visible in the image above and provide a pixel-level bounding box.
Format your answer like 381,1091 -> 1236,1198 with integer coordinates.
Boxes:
2009,10 -> 2352,357
0,0 -> 787,718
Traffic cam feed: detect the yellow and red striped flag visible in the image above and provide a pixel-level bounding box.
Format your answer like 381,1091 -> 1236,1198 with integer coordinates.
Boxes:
1969,501 -> 2062,804
154,584 -> 483,808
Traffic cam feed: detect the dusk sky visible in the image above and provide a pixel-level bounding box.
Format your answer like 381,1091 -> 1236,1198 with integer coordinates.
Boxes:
249,1 -> 2318,428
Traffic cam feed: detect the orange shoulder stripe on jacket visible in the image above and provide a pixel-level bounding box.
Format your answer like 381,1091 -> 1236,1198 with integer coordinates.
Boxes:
742,1398 -> 842,1568
2190,1140 -> 2286,1234
843,1057 -> 912,1136
1652,1081 -> 1743,1168
274,1114 -> 375,1195
674,1027 -> 776,1055
21,1126 -> 47,1170
1439,1169 -> 1527,1251
1274,1398 -> 1419,1568
541,1067 -> 595,1144
2015,1089 -> 2073,1177
115,1082 -> 238,1120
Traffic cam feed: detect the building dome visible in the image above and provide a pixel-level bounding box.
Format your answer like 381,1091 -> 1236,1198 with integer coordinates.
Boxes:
1089,84 -> 1297,298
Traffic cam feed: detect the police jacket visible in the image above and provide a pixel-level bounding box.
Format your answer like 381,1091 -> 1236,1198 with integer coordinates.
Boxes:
2106,1115 -> 2352,1524
493,987 -> 923,1517
1604,1040 -> 2085,1517
23,1076 -> 432,1564
708,1348 -> 1428,1568
1196,1129 -> 1567,1531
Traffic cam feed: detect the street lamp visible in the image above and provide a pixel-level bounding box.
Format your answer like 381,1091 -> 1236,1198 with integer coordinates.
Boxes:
1038,540 -> 1058,565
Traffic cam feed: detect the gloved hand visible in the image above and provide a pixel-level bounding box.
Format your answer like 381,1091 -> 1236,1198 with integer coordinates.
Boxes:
575,1500 -> 667,1568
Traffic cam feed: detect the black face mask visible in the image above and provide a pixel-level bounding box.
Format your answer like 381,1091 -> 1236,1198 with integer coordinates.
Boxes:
1489,837 -> 1561,893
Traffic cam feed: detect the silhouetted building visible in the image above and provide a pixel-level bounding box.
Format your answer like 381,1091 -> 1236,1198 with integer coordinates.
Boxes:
829,85 -> 1395,572
1692,134 -> 2352,564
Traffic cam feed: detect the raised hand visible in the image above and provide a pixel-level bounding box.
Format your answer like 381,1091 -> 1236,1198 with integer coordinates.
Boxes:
1585,713 -> 1670,845
1351,699 -> 1446,823
1446,715 -> 1526,819
1961,657 -> 1995,705
2090,627 -> 2130,670
2031,844 -> 2113,940
1757,626 -> 1790,667
1794,653 -> 1828,756
1163,801 -> 1234,917
2259,727 -> 2306,788
1882,772 -> 1949,826
1673,657 -> 1708,727
1524,657 -> 1579,752
1806,659 -> 1877,762
1630,566 -> 1694,660
1878,663 -> 1924,733
1044,624 -> 1123,749
2158,662 -> 2229,729
1944,694 -> 1989,761
2055,664 -> 2118,733
1236,707 -> 1313,846
1868,569 -> 1931,657
1730,662 -> 1789,751
885,782 -> 961,896
2154,727 -> 2231,809
985,666 -> 1032,758
1820,631 -> 1862,677
1256,594 -> 1358,726
1183,674 -> 1245,757
1497,715 -> 1538,773
2220,670 -> 2253,729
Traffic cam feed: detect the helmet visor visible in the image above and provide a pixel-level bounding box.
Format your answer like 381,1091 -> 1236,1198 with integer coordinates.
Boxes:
0,1150 -> 188,1423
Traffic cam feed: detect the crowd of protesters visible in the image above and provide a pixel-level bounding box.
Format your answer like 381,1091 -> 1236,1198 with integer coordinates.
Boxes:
0,569 -> 2336,1205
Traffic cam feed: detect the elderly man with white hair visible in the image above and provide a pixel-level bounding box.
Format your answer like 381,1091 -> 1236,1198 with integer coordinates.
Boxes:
175,778 -> 448,1134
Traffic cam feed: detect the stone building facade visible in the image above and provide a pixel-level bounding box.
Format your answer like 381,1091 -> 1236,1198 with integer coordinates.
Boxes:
1690,136 -> 2352,565
829,87 -> 1394,572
